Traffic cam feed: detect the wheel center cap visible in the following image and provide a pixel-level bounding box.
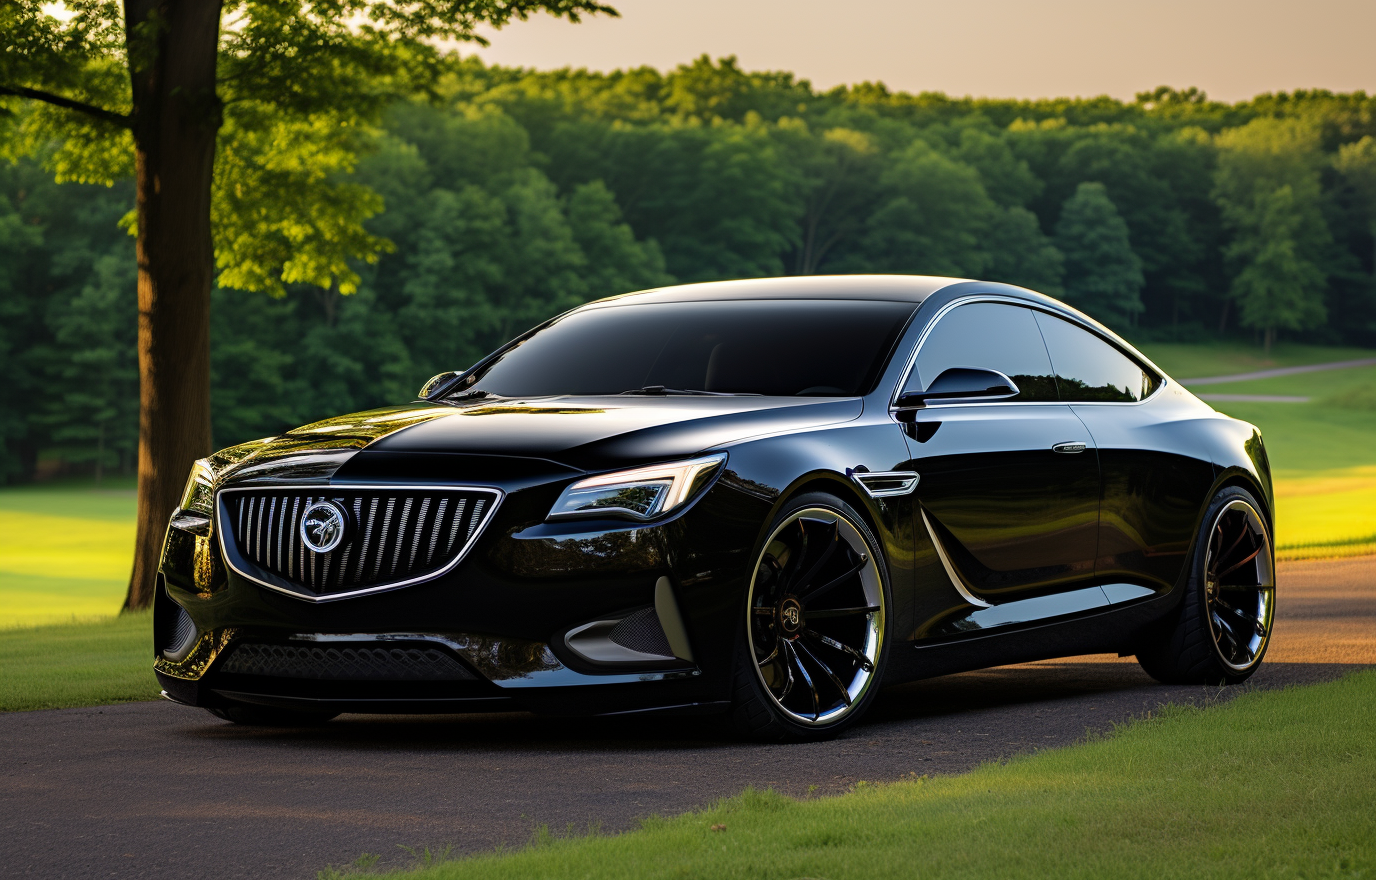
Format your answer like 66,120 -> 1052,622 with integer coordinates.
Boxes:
778,596 -> 804,637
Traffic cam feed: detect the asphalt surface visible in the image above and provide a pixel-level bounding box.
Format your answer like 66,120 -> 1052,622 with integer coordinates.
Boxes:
3,556 -> 1372,879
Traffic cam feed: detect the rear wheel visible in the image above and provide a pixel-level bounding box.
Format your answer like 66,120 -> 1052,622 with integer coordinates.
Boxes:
206,705 -> 338,727
1137,486 -> 1275,685
730,493 -> 890,742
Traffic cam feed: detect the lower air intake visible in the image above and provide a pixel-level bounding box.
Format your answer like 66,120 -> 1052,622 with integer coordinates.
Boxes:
607,607 -> 674,658
220,643 -> 477,681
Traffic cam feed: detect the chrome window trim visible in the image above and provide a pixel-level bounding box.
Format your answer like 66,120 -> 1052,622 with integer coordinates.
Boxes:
888,295 -> 1166,413
215,483 -> 504,603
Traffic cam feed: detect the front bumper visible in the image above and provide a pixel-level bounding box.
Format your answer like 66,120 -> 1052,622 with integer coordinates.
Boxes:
154,451 -> 772,716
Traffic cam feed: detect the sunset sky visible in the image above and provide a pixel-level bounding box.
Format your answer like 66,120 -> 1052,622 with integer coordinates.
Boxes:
474,0 -> 1375,102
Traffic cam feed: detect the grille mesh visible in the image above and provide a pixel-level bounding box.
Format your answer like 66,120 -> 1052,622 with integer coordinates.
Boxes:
225,488 -> 495,594
221,643 -> 476,681
608,607 -> 674,657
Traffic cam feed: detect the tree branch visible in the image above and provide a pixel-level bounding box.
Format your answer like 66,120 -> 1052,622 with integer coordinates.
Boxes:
0,85 -> 131,129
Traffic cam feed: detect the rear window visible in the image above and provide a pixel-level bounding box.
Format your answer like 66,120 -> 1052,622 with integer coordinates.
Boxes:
1033,312 -> 1159,402
465,299 -> 917,397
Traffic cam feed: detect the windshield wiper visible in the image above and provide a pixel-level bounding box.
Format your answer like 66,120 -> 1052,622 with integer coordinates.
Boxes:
619,385 -> 760,397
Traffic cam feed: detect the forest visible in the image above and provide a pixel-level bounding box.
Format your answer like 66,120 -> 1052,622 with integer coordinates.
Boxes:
2,55 -> 1375,484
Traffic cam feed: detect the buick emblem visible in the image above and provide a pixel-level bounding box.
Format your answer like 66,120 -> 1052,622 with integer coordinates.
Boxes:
778,596 -> 804,636
300,500 -> 349,554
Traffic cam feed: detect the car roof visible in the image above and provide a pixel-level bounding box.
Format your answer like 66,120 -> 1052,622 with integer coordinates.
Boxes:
582,274 -> 964,308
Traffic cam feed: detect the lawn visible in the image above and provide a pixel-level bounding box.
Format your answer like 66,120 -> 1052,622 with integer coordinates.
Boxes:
335,669 -> 1376,880
0,478 -> 136,628
0,612 -> 155,711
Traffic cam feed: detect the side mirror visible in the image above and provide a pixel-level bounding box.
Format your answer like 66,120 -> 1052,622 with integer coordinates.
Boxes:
418,370 -> 466,400
895,367 -> 1020,408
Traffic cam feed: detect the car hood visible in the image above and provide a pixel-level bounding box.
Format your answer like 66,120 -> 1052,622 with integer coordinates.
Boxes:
216,396 -> 864,484
363,396 -> 863,470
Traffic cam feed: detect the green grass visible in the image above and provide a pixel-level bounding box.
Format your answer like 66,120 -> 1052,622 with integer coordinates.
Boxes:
1136,340 -> 1376,380
0,479 -> 136,628
0,611 -> 156,711
337,670 -> 1376,880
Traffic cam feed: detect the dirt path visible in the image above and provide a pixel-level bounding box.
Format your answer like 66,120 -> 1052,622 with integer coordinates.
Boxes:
1181,357 -> 1376,386
2,556 -> 1371,880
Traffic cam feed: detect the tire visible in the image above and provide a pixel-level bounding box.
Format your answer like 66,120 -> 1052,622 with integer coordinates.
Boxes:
730,492 -> 891,742
205,705 -> 339,726
1137,486 -> 1276,686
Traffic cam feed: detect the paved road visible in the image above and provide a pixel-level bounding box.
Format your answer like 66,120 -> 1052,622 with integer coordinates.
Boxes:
1182,357 -> 1376,386
3,557 -> 1372,879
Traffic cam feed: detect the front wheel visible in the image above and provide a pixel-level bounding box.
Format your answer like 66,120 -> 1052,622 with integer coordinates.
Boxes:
730,493 -> 890,742
1137,486 -> 1276,685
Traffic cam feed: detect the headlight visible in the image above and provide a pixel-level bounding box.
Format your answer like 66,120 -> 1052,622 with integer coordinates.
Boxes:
179,459 -> 216,517
548,453 -> 726,522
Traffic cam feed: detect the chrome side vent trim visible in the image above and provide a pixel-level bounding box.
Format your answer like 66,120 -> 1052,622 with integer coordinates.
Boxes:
851,470 -> 920,498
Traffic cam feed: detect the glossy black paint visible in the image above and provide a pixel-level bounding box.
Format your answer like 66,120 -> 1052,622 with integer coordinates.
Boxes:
153,275 -> 1274,719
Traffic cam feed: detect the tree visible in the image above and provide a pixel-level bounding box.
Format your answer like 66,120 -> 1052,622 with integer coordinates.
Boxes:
1335,136 -> 1376,285
1,0 -> 615,610
1227,186 -> 1327,354
1214,117 -> 1331,345
845,139 -> 995,277
985,207 -> 1064,296
1054,182 -> 1145,327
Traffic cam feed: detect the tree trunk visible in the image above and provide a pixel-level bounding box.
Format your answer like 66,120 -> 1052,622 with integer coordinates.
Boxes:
122,0 -> 223,612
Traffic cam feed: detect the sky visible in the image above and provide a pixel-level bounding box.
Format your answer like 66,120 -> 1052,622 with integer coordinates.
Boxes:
472,0 -> 1376,102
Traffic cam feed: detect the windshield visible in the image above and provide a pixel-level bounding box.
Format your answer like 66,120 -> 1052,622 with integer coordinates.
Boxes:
460,299 -> 917,398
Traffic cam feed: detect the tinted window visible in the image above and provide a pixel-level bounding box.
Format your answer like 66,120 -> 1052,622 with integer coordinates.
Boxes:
1033,312 -> 1158,402
908,303 -> 1058,402
466,300 -> 917,397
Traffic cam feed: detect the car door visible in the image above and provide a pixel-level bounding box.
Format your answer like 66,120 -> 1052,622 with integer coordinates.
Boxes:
1032,312 -> 1217,597
898,301 -> 1102,608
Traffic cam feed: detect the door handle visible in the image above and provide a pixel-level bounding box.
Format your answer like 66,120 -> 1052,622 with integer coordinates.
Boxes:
1052,441 -> 1087,454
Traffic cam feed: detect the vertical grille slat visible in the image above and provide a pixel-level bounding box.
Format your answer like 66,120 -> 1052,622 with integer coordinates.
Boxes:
226,487 -> 495,596
426,499 -> 448,566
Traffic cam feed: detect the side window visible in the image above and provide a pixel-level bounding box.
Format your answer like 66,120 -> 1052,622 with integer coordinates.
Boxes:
1033,312 -> 1159,403
906,303 -> 1058,402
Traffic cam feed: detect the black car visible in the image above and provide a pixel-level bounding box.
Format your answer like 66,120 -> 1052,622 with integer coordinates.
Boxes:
155,275 -> 1275,741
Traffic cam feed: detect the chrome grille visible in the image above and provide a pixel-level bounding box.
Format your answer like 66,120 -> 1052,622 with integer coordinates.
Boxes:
222,487 -> 497,596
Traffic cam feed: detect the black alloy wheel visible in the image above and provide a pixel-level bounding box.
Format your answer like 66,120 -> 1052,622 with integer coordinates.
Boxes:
1138,486 -> 1275,685
731,493 -> 889,741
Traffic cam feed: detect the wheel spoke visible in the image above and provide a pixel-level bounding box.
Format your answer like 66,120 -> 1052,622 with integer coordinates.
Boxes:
1206,522 -> 1224,580
776,646 -> 795,702
804,628 -> 873,672
1214,520 -> 1249,573
785,641 -> 820,720
1215,597 -> 1266,637
756,645 -> 778,669
806,604 -> 880,620
1216,545 -> 1262,581
1211,610 -> 1244,662
794,638 -> 852,707
786,519 -> 839,592
752,606 -> 774,615
799,555 -> 866,603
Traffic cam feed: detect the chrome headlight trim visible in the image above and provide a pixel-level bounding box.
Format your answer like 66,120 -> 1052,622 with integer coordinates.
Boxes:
547,453 -> 728,522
